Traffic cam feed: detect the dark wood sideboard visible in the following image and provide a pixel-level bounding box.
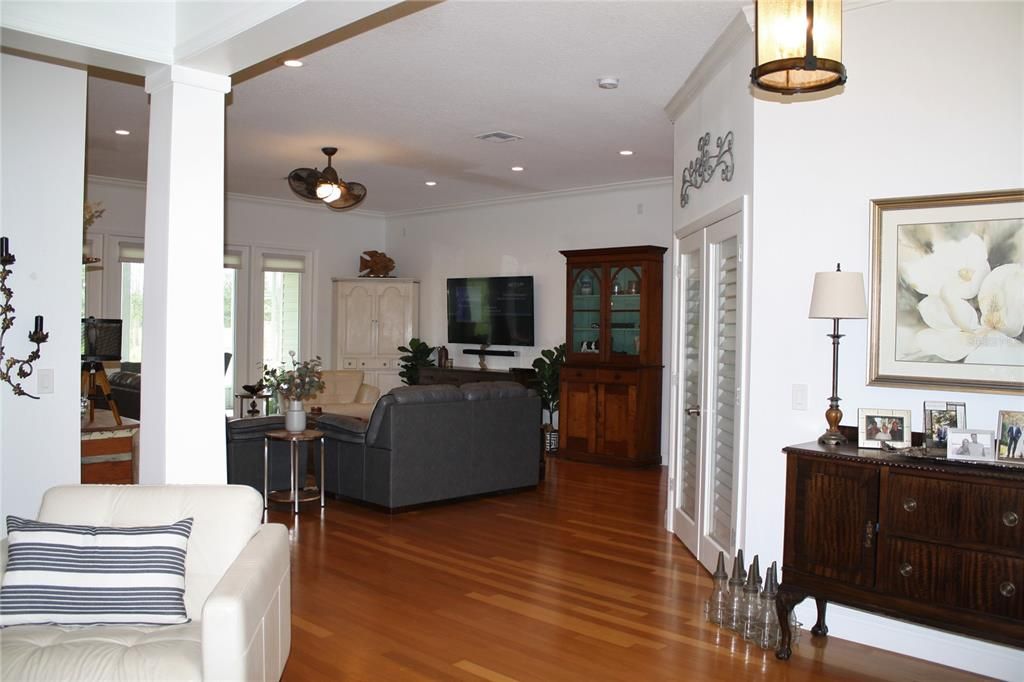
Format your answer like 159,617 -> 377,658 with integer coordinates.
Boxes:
776,442 -> 1024,659
418,366 -> 536,388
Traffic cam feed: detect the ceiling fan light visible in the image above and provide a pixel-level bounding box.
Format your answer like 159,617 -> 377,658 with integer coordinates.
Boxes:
751,0 -> 846,95
322,184 -> 342,203
315,178 -> 336,199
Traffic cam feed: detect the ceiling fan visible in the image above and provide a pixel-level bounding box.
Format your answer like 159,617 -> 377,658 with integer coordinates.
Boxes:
288,147 -> 367,210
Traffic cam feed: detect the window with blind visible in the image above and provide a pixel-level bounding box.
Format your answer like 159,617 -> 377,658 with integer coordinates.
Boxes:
118,241 -> 145,363
261,253 -> 304,372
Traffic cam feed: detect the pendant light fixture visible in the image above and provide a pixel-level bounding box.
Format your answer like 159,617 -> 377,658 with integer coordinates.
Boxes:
288,147 -> 367,210
751,0 -> 847,95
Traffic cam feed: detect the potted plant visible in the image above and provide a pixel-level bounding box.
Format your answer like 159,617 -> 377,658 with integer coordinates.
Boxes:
532,343 -> 565,452
263,352 -> 325,432
397,338 -> 436,385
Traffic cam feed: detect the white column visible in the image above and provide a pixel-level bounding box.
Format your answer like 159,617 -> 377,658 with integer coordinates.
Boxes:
140,66 -> 230,484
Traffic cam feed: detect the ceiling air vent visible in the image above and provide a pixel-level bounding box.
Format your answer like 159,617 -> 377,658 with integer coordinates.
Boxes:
474,131 -> 523,143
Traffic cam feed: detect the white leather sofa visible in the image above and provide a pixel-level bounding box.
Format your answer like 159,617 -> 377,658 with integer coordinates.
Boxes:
311,369 -> 380,420
0,485 -> 290,681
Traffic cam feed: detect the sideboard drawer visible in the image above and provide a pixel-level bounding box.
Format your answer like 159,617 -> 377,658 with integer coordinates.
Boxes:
563,367 -> 596,382
596,368 -> 637,385
885,472 -> 1024,550
881,538 -> 1024,620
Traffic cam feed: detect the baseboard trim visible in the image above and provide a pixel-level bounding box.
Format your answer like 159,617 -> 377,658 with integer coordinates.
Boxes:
793,602 -> 1024,679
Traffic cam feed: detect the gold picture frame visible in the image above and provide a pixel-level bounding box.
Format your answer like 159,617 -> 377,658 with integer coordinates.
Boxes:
869,189 -> 1024,393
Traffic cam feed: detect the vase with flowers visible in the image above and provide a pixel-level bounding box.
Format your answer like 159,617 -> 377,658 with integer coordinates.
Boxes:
263,352 -> 325,433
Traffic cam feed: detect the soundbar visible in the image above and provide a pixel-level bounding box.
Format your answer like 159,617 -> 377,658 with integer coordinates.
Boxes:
462,348 -> 516,357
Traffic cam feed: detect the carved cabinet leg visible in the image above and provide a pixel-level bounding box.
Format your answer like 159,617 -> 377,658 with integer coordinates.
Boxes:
775,587 -> 806,660
811,597 -> 829,637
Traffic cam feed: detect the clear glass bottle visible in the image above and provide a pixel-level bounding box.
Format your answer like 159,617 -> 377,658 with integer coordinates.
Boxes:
704,551 -> 729,625
741,558 -> 763,643
755,563 -> 781,650
724,550 -> 747,631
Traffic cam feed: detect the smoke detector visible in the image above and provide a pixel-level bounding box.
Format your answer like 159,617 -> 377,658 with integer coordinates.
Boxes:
597,77 -> 619,90
475,131 -> 523,143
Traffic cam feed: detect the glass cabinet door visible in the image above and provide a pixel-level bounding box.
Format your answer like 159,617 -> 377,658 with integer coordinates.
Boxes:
571,267 -> 602,355
609,265 -> 642,357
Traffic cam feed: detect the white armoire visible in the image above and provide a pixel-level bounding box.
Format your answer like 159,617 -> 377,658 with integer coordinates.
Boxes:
332,278 -> 419,394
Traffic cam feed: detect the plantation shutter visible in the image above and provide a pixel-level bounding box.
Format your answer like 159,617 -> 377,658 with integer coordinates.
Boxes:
709,236 -> 739,550
680,249 -> 702,520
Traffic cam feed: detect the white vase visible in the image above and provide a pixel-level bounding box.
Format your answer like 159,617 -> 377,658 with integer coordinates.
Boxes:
284,399 -> 306,433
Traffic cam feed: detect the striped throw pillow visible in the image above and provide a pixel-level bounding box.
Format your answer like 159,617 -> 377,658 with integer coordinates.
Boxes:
0,516 -> 193,627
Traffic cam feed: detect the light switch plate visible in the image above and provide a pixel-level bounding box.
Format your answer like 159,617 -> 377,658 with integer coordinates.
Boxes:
792,383 -> 808,411
37,368 -> 54,394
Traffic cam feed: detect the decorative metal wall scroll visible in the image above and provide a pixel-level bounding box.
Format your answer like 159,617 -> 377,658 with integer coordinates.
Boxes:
0,237 -> 49,399
679,131 -> 735,208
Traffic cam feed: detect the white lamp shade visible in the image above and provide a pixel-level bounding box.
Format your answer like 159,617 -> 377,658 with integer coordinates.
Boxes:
809,270 -> 867,319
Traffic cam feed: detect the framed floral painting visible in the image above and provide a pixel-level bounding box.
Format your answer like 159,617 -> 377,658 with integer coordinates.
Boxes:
869,189 -> 1024,393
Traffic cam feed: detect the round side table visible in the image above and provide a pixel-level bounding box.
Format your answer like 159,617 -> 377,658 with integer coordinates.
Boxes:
264,429 -> 325,514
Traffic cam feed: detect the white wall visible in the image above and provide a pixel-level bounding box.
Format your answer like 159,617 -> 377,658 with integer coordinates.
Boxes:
745,2 -> 1023,677
0,54 -> 88,523
384,180 -> 674,458
85,177 -> 386,384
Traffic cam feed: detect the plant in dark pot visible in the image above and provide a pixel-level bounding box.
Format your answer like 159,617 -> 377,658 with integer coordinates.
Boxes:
532,343 -> 566,453
397,337 -> 436,385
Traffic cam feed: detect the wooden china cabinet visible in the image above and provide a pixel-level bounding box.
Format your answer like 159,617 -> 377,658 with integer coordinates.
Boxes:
558,245 -> 666,466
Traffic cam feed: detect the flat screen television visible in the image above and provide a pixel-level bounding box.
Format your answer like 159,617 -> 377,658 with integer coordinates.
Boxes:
447,276 -> 534,347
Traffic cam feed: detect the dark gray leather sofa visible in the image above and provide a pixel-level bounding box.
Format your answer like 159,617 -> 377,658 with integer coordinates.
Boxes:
317,382 -> 541,510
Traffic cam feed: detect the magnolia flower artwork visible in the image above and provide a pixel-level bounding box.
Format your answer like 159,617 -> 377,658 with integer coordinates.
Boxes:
896,219 -> 1023,366
870,190 -> 1024,393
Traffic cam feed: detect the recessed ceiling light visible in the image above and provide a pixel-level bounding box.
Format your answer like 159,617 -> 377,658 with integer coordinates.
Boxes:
597,77 -> 620,90
283,59 -> 304,68
424,181 -> 437,187
114,129 -> 130,136
511,166 -> 524,172
619,150 -> 634,156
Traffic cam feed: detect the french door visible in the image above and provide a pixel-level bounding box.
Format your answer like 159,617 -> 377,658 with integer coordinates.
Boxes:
670,202 -> 748,573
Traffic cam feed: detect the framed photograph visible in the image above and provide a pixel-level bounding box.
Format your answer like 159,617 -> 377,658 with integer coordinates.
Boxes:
923,401 -> 966,448
947,429 -> 997,462
868,189 -> 1024,394
996,410 -> 1024,461
858,408 -> 912,449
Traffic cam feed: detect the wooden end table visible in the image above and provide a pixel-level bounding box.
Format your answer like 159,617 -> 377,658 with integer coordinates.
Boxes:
264,429 -> 324,514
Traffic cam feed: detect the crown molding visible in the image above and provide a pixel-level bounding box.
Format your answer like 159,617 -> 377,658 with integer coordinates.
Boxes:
86,175 -> 386,219
664,11 -> 752,124
87,175 -> 670,220
384,176 -> 673,219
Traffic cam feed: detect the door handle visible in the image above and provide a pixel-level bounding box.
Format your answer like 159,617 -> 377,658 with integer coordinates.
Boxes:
685,405 -> 701,416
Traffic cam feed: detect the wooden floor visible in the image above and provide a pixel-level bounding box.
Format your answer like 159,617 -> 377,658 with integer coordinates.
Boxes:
271,458 -> 985,681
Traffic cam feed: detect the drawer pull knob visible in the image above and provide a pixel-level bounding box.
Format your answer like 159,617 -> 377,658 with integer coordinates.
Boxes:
902,497 -> 917,512
1003,511 -> 1020,527
899,562 -> 913,578
1000,581 -> 1016,598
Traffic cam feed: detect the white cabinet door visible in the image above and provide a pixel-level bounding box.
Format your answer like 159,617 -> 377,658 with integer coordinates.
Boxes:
376,283 -> 412,357
670,205 -> 748,574
336,282 -> 375,360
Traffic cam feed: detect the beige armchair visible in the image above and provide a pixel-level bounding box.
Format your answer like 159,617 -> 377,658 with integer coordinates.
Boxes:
0,485 -> 290,682
312,370 -> 380,420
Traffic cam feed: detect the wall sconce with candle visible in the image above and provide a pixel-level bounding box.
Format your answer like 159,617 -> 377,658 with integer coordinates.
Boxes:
0,236 -> 50,399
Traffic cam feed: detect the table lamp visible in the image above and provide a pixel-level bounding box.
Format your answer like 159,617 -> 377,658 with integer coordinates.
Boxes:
809,264 -> 867,446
